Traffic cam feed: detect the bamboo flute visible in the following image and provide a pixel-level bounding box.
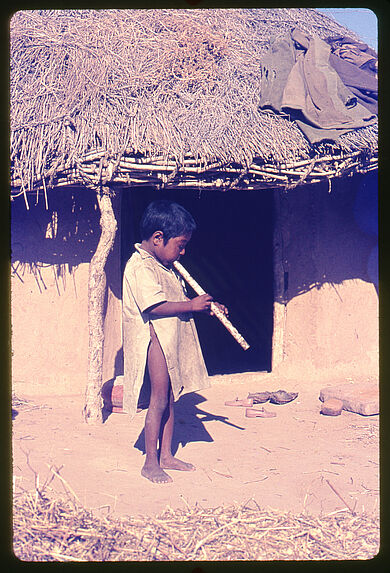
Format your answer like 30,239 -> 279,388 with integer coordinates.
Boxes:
173,260 -> 250,351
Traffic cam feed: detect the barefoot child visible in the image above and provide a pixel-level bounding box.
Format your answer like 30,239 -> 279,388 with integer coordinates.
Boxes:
122,200 -> 228,483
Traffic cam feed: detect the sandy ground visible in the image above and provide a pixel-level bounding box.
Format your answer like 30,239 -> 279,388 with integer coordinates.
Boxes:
12,373 -> 379,521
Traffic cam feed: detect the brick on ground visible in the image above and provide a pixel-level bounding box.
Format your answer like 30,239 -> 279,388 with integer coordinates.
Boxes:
319,381 -> 379,416
321,398 -> 343,416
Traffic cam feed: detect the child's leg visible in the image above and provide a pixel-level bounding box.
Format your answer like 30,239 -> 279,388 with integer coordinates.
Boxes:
159,389 -> 195,472
142,324 -> 196,483
142,324 -> 172,483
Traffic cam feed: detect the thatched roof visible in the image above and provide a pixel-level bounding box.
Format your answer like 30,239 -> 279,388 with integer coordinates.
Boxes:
10,8 -> 378,202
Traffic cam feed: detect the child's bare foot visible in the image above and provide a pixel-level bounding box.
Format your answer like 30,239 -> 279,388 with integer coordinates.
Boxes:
141,462 -> 173,484
160,455 -> 196,471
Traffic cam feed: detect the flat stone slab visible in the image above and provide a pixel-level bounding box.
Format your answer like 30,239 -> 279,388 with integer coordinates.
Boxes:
321,398 -> 343,416
319,381 -> 379,416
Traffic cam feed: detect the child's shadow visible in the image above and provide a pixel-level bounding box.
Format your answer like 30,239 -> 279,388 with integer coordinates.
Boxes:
134,392 -> 245,456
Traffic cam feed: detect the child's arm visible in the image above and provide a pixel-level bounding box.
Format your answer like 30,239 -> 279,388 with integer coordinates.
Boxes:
146,294 -> 213,317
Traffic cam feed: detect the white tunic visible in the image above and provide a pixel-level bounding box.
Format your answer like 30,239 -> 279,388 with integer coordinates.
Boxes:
122,244 -> 210,419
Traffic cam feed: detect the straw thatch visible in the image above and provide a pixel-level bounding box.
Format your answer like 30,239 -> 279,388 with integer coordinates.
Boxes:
14,481 -> 379,561
10,8 -> 378,201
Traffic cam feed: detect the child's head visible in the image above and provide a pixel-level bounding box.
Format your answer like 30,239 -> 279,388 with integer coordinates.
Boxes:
140,200 -> 196,244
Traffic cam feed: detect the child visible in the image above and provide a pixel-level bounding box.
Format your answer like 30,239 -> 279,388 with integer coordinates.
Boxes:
122,200 -> 228,483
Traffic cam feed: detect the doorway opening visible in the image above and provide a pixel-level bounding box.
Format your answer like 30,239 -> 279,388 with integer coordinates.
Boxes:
121,187 -> 274,375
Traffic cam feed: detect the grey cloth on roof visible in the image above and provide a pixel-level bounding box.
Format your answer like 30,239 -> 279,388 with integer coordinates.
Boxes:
324,34 -> 378,115
328,52 -> 378,115
259,28 -> 377,144
257,34 -> 297,113
293,119 -> 357,145
325,36 -> 377,71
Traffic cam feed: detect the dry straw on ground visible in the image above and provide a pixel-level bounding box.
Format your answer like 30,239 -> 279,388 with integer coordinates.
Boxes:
13,476 -> 379,562
11,9 -> 377,199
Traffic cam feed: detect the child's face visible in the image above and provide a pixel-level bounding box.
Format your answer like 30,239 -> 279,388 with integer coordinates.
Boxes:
155,233 -> 192,267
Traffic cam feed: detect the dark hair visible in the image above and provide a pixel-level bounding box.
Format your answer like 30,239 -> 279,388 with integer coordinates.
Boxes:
140,200 -> 196,243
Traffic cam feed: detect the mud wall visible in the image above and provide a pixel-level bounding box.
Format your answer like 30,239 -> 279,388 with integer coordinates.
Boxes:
11,262 -> 90,395
11,187 -> 122,396
273,172 -> 378,382
11,173 -> 378,397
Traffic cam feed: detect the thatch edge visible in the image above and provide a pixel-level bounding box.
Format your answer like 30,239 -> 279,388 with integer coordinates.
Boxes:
11,145 -> 378,202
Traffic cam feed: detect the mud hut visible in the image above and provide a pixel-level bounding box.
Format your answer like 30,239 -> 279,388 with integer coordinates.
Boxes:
10,9 -> 378,421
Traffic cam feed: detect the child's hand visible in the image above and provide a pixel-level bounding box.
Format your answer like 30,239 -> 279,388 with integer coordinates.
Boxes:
211,302 -> 229,317
190,294 -> 213,313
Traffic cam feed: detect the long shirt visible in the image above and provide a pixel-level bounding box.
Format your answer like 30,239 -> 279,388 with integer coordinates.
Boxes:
122,244 -> 210,419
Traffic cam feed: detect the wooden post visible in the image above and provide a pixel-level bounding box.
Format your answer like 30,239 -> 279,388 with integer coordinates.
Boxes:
83,188 -> 117,423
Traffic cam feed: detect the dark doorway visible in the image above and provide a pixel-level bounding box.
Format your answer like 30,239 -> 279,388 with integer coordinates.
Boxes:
121,187 -> 274,375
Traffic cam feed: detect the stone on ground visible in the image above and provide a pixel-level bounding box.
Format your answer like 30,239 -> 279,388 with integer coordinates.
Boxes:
319,381 -> 378,416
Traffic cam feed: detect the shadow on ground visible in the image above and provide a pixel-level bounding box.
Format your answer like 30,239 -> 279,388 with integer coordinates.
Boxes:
133,392 -> 245,456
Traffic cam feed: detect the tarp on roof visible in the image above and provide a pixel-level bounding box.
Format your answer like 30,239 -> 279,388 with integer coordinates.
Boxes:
259,28 -> 377,144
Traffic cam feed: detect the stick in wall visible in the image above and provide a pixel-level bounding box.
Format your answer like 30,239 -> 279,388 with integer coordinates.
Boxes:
173,260 -> 250,351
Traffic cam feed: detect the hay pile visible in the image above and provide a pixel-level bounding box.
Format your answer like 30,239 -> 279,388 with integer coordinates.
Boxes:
10,9 -> 377,198
13,483 -> 379,561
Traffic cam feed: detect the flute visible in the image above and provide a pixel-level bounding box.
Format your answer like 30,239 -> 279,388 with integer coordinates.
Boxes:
173,260 -> 250,351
